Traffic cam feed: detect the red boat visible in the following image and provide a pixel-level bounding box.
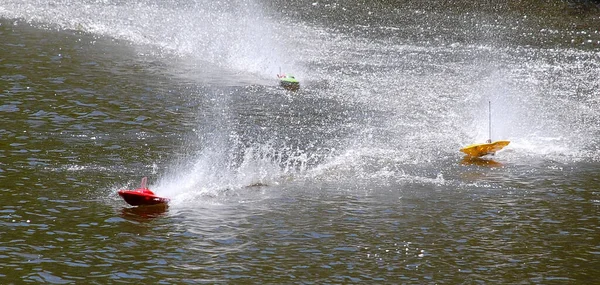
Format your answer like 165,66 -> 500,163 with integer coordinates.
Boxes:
118,177 -> 170,206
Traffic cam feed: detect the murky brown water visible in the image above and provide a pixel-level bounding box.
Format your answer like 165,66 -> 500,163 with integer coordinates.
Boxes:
1,1 -> 599,283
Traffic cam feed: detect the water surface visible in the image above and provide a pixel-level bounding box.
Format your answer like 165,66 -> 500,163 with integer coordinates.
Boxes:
1,1 -> 599,283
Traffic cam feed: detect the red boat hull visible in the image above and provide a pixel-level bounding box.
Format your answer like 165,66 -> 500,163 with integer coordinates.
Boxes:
118,189 -> 170,206
118,177 -> 169,206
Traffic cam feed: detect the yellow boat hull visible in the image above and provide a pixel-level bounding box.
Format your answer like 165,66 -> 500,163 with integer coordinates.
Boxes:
460,140 -> 510,157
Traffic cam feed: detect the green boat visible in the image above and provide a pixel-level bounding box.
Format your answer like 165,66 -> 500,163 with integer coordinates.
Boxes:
277,74 -> 300,91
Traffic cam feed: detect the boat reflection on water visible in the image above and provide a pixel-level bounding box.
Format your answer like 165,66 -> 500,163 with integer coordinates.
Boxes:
460,156 -> 503,167
121,204 -> 169,220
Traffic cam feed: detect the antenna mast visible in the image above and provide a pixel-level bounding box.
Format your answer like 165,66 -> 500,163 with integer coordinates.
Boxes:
488,101 -> 492,142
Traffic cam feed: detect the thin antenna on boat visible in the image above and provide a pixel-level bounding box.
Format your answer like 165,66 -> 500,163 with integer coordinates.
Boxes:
488,101 -> 492,142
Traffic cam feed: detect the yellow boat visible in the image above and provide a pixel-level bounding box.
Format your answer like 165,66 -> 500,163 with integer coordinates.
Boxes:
460,140 -> 510,157
461,101 -> 510,158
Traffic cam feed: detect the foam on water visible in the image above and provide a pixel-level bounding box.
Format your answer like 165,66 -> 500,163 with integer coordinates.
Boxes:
0,0 -> 299,78
149,140 -> 314,204
295,24 -> 600,164
3,0 -> 599,195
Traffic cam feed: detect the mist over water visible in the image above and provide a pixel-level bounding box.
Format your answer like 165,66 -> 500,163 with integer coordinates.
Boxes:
1,0 -> 299,78
1,0 -> 599,283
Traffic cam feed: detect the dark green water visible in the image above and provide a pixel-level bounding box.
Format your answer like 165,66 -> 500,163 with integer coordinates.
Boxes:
1,1 -> 599,284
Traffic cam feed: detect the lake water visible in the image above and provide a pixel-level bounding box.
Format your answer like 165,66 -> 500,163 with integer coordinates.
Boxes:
1,0 -> 599,283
